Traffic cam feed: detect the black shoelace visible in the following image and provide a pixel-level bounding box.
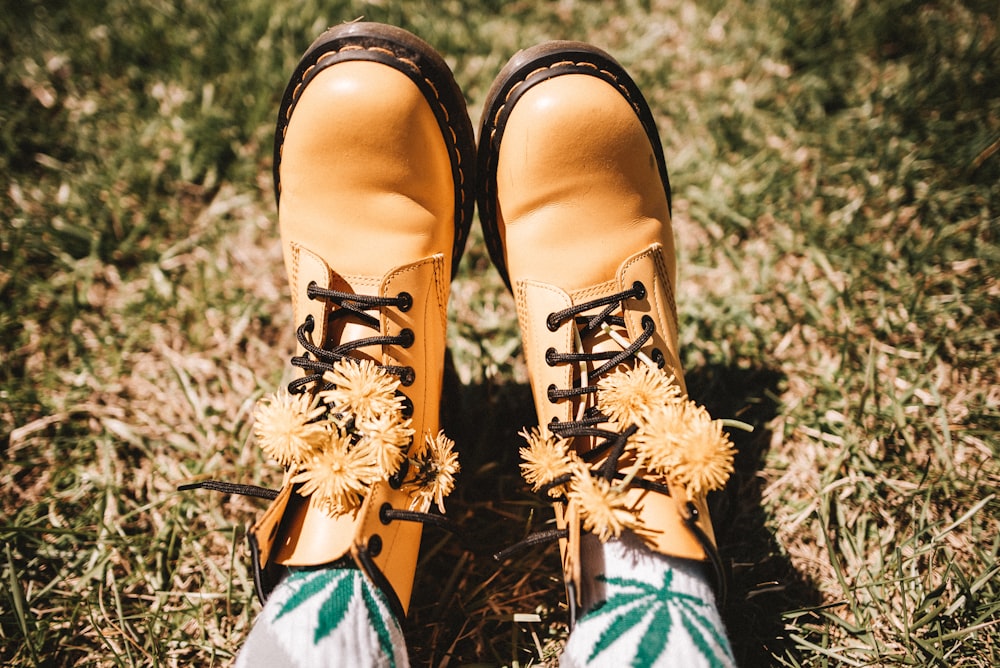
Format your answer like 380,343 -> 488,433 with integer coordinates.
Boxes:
288,282 -> 417,394
496,280 -> 655,562
179,475 -> 458,619
178,280 -> 458,614
496,280 -> 726,616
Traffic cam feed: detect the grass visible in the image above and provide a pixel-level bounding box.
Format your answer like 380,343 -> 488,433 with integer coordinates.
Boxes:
1,0 -> 998,665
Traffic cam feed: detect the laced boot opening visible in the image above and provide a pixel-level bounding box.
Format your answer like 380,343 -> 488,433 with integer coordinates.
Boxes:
500,281 -> 735,616
288,282 -> 416,394
179,280 -> 460,608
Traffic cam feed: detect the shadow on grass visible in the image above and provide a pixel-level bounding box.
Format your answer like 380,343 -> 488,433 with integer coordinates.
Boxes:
408,365 -> 548,665
407,358 -> 818,666
687,364 -> 820,668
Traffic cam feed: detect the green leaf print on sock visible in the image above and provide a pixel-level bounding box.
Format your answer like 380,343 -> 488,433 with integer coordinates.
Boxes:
584,570 -> 735,667
361,573 -> 396,660
274,569 -> 338,622
270,569 -> 400,667
314,572 -> 355,642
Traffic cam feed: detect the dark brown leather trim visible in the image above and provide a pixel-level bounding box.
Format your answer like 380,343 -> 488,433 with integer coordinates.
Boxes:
272,22 -> 475,277
477,41 -> 673,290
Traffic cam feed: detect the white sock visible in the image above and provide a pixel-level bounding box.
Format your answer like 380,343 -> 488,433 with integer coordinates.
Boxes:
561,533 -> 735,668
235,567 -> 408,668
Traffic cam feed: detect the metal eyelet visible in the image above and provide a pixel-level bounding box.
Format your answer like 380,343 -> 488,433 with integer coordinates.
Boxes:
651,348 -> 665,368
641,315 -> 655,331
367,534 -> 383,557
546,314 -> 560,332
396,291 -> 413,312
379,503 -> 393,525
388,458 -> 409,489
545,347 -> 558,366
399,328 -> 415,348
547,384 -> 558,402
632,281 -> 646,300
398,394 -> 414,418
400,367 -> 415,386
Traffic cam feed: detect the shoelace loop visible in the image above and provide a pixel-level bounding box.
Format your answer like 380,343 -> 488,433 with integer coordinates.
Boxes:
498,280 -> 728,609
544,281 -> 656,417
498,286 -> 654,563
288,283 -> 416,394
543,282 -> 661,406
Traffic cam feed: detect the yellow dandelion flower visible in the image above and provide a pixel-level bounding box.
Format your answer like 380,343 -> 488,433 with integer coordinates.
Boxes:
668,414 -> 735,497
405,430 -> 459,513
568,469 -> 639,542
356,410 -> 414,476
518,426 -> 574,497
253,389 -> 327,466
319,359 -> 404,423
632,400 -> 696,473
635,400 -> 735,497
290,429 -> 379,516
597,364 -> 682,427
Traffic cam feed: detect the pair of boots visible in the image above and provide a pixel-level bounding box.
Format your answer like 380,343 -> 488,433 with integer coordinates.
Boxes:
212,21 -> 736,668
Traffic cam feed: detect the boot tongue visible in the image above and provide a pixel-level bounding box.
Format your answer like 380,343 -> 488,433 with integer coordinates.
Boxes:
518,268 -> 644,441
563,279 -> 636,449
287,240 -> 400,375
326,271 -> 385,365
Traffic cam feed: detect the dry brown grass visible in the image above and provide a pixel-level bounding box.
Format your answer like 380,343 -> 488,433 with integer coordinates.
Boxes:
3,0 -> 998,666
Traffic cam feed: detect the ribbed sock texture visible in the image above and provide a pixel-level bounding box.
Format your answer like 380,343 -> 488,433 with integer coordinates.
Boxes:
235,568 -> 408,668
560,534 -> 735,668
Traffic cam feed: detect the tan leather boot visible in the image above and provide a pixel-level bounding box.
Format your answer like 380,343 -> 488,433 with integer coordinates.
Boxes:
247,22 -> 475,621
478,42 -> 727,623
